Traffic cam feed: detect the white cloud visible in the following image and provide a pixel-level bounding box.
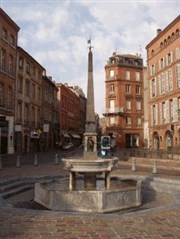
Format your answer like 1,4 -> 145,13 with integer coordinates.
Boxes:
1,0 -> 180,116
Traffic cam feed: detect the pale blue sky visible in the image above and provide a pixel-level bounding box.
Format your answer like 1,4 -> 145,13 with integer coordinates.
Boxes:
1,0 -> 179,116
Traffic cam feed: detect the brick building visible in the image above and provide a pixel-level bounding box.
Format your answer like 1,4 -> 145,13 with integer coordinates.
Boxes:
41,75 -> 59,150
146,15 -> 180,150
0,8 -> 20,154
56,83 -> 86,146
15,47 -> 45,153
104,53 -> 144,148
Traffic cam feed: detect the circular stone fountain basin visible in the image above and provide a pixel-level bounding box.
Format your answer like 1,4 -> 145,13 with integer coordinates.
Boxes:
62,157 -> 119,173
34,177 -> 141,213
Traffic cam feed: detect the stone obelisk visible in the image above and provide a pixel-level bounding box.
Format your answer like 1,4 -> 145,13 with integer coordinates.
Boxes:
83,39 -> 97,189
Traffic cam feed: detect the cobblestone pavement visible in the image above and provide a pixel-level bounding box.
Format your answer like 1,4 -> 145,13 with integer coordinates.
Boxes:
0,150 -> 180,239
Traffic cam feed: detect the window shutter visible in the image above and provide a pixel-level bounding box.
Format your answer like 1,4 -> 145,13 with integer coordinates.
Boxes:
159,102 -> 162,124
173,98 -> 178,121
165,71 -> 169,92
155,104 -> 158,124
154,77 -> 157,96
149,80 -> 152,98
150,106 -> 153,126
165,100 -> 169,123
175,47 -> 180,60
158,75 -> 161,95
170,51 -> 173,63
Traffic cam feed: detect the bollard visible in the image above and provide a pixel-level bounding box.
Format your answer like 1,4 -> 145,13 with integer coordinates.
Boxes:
34,154 -> 38,166
16,155 -> 21,168
0,156 -> 2,170
153,160 -> 157,174
131,158 -> 136,172
54,153 -> 59,165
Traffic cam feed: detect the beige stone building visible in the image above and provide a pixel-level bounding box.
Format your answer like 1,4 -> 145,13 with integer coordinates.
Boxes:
146,15 -> 180,150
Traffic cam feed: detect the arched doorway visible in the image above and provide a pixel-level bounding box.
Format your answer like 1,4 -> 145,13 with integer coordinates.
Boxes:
153,131 -> 159,150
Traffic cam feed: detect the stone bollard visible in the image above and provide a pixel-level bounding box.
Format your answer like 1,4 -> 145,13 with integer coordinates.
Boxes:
131,158 -> 136,172
54,153 -> 59,165
153,160 -> 157,174
0,156 -> 2,170
34,154 -> 38,166
16,155 -> 21,168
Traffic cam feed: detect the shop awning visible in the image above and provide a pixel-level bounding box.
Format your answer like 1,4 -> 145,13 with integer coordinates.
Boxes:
63,133 -> 70,138
71,134 -> 81,139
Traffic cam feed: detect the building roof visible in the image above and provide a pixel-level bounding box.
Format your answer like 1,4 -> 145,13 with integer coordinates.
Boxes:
146,15 -> 180,49
17,46 -> 45,70
0,8 -> 20,31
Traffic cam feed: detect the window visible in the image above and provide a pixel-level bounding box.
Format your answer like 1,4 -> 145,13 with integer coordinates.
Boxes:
24,104 -> 29,123
109,117 -> 115,125
17,101 -> 22,122
25,80 -> 30,97
7,87 -> 13,110
126,84 -> 131,93
125,70 -> 130,80
136,101 -> 141,110
162,102 -> 166,122
31,106 -> 35,125
26,62 -> 30,74
169,100 -> 173,121
32,83 -> 35,99
10,35 -> 15,46
9,54 -> 14,73
168,69 -> 173,91
2,28 -> 7,40
159,58 -> 165,70
137,117 -> 141,126
17,77 -> 23,93
109,99 -> 115,112
38,87 -> 41,101
0,82 -> 4,107
32,66 -> 36,76
175,47 -> 180,60
177,64 -> 180,88
135,85 -> 141,94
0,49 -> 6,70
167,52 -> 173,65
126,116 -> 131,126
19,57 -> 24,68
109,84 -> 114,93
126,99 -> 131,110
135,72 -> 140,81
152,79 -> 156,97
153,105 -> 157,124
109,69 -> 114,77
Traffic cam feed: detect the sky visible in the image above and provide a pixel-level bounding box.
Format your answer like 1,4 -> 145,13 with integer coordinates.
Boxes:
1,0 -> 179,117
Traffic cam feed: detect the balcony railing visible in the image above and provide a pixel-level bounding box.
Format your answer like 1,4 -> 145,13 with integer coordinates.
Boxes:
103,107 -> 124,116
0,99 -> 14,112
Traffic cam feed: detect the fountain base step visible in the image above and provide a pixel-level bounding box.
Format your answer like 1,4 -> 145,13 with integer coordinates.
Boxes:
34,179 -> 141,213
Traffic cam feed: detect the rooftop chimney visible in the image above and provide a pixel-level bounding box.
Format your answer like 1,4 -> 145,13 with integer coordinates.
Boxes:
157,29 -> 162,35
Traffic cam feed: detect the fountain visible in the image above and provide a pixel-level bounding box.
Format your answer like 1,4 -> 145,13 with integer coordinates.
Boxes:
34,40 -> 141,213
